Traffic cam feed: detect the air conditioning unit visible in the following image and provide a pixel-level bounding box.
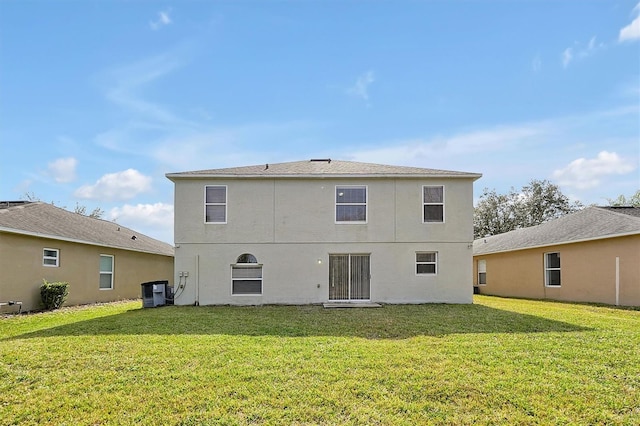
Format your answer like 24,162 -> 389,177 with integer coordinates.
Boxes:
141,280 -> 168,308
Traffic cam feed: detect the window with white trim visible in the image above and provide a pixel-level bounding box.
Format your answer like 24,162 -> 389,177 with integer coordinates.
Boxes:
336,186 -> 367,223
99,254 -> 114,290
43,248 -> 59,267
205,185 -> 227,223
477,259 -> 487,285
544,252 -> 561,286
416,252 -> 437,275
423,185 -> 444,223
232,253 -> 262,295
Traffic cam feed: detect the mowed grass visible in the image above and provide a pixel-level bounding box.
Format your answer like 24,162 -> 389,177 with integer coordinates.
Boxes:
1,296 -> 638,425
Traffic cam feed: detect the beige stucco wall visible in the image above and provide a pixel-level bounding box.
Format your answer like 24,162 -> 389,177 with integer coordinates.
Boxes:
173,177 -> 476,305
473,234 -> 640,307
0,232 -> 174,312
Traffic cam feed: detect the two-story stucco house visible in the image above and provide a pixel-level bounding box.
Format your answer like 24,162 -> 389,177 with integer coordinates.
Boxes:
166,159 -> 481,305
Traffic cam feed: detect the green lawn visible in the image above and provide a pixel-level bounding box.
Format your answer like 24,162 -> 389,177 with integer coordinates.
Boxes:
1,296 -> 638,425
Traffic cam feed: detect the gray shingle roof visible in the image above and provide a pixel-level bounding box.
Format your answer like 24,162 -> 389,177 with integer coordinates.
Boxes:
0,202 -> 174,256
473,206 -> 640,255
166,159 -> 482,180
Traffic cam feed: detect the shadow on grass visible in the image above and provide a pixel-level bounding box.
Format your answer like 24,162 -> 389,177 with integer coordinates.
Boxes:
5,303 -> 588,341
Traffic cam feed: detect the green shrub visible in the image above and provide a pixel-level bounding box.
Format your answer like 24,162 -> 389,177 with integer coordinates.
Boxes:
40,280 -> 69,310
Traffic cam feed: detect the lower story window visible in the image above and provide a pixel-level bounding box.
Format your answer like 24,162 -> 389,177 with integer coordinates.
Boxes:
43,248 -> 59,267
478,259 -> 487,285
99,254 -> 114,290
416,252 -> 437,275
545,252 -> 561,286
232,253 -> 262,295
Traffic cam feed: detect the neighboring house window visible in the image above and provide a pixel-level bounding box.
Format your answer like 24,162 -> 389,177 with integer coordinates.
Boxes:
232,253 -> 262,295
336,186 -> 367,223
205,185 -> 227,223
43,248 -> 59,267
100,255 -> 114,290
478,260 -> 487,285
545,252 -> 561,287
423,185 -> 444,223
416,252 -> 437,275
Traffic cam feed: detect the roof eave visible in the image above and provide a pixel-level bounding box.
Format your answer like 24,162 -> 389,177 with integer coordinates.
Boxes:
473,230 -> 640,256
166,173 -> 483,181
0,227 -> 175,257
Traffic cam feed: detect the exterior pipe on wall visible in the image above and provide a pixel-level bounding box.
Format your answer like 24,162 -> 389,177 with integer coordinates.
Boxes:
615,257 -> 620,306
195,254 -> 200,306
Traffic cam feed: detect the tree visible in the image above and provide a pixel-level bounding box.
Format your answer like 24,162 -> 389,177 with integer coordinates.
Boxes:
607,190 -> 640,207
474,179 -> 582,239
74,202 -> 105,219
22,193 -> 105,219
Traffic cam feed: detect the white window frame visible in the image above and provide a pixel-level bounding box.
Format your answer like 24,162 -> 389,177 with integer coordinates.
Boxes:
335,185 -> 368,224
544,252 -> 561,287
204,185 -> 227,224
43,248 -> 59,267
477,259 -> 487,285
99,254 -> 114,290
422,185 -> 445,223
416,251 -> 438,275
231,254 -> 263,296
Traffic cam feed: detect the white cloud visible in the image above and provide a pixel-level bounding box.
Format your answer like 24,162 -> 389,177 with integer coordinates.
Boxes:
150,9 -> 172,30
532,54 -> 542,73
347,70 -> 375,102
74,169 -> 152,201
107,203 -> 174,244
619,15 -> 640,42
348,125 -> 544,166
47,157 -> 77,183
619,2 -> 640,42
104,52 -> 188,126
562,47 -> 573,68
552,151 -> 636,190
562,36 -> 604,68
108,203 -> 174,243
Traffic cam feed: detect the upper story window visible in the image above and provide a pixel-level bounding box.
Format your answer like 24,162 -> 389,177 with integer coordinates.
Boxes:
544,252 -> 561,287
336,186 -> 367,223
423,185 -> 444,223
43,248 -> 59,267
99,254 -> 114,290
205,185 -> 227,223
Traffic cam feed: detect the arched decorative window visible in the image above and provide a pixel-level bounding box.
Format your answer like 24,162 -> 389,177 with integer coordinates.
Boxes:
236,253 -> 258,264
232,253 -> 262,295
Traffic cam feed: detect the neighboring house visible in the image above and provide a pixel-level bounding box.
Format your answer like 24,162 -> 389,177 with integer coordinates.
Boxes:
473,206 -> 640,307
0,201 -> 174,312
166,159 -> 481,305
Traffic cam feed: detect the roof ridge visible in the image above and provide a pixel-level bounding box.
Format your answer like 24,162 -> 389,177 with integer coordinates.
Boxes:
595,205 -> 640,220
167,159 -> 482,178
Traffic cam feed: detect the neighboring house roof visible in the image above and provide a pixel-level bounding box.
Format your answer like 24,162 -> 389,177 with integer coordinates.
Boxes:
0,202 -> 174,256
166,159 -> 482,180
473,206 -> 640,256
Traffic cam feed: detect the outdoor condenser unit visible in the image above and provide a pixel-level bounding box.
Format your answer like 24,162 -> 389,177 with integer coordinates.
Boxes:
141,280 -> 168,308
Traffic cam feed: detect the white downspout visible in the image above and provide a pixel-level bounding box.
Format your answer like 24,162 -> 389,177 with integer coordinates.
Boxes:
195,254 -> 200,306
615,257 -> 620,306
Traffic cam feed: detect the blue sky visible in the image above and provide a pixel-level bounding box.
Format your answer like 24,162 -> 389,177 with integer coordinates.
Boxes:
1,1 -> 638,244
